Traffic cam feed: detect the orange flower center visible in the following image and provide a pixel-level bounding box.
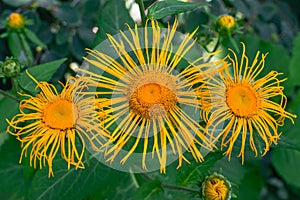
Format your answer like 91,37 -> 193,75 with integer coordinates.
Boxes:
43,99 -> 78,129
226,83 -> 258,117
129,83 -> 177,119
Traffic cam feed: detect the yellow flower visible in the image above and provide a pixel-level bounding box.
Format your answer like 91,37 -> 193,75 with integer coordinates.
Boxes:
7,13 -> 25,30
7,72 -> 106,177
202,173 -> 231,200
199,43 -> 296,163
81,19 -> 225,172
216,15 -> 236,33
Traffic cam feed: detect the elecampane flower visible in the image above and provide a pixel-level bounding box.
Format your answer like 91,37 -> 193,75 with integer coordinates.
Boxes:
199,43 -> 296,163
81,20 -> 226,172
7,72 -> 106,177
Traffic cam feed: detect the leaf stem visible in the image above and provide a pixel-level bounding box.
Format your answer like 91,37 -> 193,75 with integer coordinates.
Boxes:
136,0 -> 146,26
0,89 -> 19,102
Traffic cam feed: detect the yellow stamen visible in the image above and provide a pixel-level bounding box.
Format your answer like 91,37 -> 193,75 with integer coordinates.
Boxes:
129,82 -> 177,119
226,83 -> 259,117
43,99 -> 78,130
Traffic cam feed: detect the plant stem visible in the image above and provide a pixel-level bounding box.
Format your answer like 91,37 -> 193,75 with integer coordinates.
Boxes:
139,172 -> 199,193
0,89 -> 19,102
160,184 -> 199,193
136,0 -> 146,26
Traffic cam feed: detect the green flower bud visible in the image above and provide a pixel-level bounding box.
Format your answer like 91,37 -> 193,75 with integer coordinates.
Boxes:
7,13 -> 25,31
216,15 -> 237,34
0,57 -> 22,77
201,173 -> 231,200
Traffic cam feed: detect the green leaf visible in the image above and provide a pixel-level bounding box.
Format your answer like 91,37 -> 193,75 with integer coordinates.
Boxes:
24,28 -> 47,48
0,136 -> 26,199
0,96 -> 19,132
7,32 -> 23,61
176,151 -> 223,186
2,0 -> 31,7
276,135 -> 300,152
93,0 -> 134,46
147,0 -> 208,20
27,156 -> 126,200
238,166 -> 264,199
289,32 -> 300,87
18,58 -> 67,92
53,3 -> 81,26
19,33 -> 34,66
132,180 -> 162,200
272,148 -> 300,188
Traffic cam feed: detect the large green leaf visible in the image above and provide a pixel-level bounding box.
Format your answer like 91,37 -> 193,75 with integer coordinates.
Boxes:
132,180 -> 162,200
176,151 -> 223,186
289,33 -> 300,87
27,155 -> 127,200
93,0 -> 134,46
272,89 -> 300,188
0,136 -> 26,199
272,148 -> 300,188
17,58 -> 67,92
147,0 -> 208,20
0,96 -> 19,132
238,166 -> 264,200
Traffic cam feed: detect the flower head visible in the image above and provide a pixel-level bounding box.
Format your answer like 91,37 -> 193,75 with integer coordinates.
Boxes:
0,57 -> 21,77
199,43 -> 296,163
201,173 -> 231,200
81,19 -> 226,172
7,13 -> 25,30
7,72 -> 106,177
216,15 -> 236,34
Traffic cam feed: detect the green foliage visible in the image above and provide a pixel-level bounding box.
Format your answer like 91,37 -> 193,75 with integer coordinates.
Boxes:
289,33 -> 300,87
147,0 -> 208,20
94,0 -> 134,45
176,151 -> 223,186
17,58 -> 67,92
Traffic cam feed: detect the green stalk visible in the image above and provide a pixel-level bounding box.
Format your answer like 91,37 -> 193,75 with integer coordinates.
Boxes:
0,89 -> 19,102
136,0 -> 146,26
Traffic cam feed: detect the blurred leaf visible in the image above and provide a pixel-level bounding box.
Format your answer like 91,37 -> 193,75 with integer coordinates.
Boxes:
2,0 -> 31,7
8,32 -> 23,61
19,33 -> 34,65
0,96 -> 19,132
0,136 -> 26,199
93,0 -> 134,46
147,0 -> 208,20
27,156 -> 126,200
24,28 -> 47,48
53,4 -> 81,26
276,136 -> 300,152
289,33 -> 300,87
18,58 -> 67,92
70,34 -> 86,61
132,180 -> 162,200
176,151 -> 223,186
238,166 -> 264,200
55,26 -> 71,45
272,148 -> 300,188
